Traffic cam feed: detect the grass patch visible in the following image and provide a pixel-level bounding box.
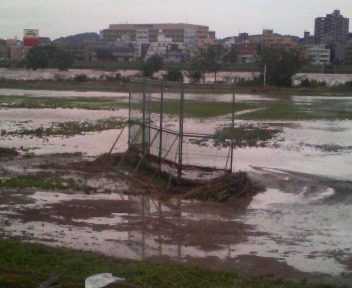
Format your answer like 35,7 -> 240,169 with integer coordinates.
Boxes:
238,101 -> 352,120
0,95 -> 129,110
0,173 -> 92,192
7,117 -> 126,137
215,124 -> 282,147
149,100 -> 257,118
0,147 -> 19,158
0,239 -> 334,288
0,95 -> 257,117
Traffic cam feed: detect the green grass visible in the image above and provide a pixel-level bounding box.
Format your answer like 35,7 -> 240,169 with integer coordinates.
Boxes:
0,95 -> 129,110
1,78 -> 352,96
215,124 -> 282,147
0,95 -> 257,118
0,173 -> 92,192
0,239 -> 336,288
149,100 -> 257,118
8,117 -> 126,137
238,101 -> 352,120
1,92 -> 351,120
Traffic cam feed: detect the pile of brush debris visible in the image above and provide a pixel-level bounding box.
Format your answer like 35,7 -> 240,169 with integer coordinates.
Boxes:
181,171 -> 263,202
77,153 -> 263,202
0,147 -> 19,158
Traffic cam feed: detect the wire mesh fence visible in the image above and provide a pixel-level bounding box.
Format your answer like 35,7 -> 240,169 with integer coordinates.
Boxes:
128,79 -> 236,184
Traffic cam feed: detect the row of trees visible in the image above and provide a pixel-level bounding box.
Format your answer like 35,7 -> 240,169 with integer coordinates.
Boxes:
25,46 -> 74,70
142,45 -> 306,87
24,44 -> 306,87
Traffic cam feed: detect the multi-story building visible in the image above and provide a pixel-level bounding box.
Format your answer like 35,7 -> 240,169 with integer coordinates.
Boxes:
7,38 -> 31,60
38,37 -> 52,46
345,41 -> 352,64
304,44 -> 331,65
236,43 -> 260,63
90,47 -> 136,62
195,31 -> 216,49
300,31 -> 316,45
315,10 -> 349,45
221,37 -> 237,49
0,44 -> 8,60
145,32 -> 185,59
23,29 -> 39,46
100,23 -> 215,57
314,10 -> 350,63
249,29 -> 297,50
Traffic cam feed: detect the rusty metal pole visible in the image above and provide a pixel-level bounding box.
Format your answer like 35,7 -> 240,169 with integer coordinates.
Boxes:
159,80 -> 164,161
128,86 -> 131,147
142,80 -> 146,153
178,83 -> 184,184
230,86 -> 235,173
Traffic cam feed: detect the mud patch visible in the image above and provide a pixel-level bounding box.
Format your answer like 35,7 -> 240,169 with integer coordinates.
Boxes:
0,147 -> 19,158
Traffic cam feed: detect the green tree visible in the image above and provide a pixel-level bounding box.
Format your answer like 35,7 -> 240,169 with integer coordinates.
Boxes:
96,49 -> 114,61
25,46 -> 74,71
259,48 -> 305,87
25,46 -> 50,70
142,55 -> 163,77
223,49 -> 238,64
54,49 -> 73,71
187,70 -> 204,84
191,44 -> 231,82
163,68 -> 184,82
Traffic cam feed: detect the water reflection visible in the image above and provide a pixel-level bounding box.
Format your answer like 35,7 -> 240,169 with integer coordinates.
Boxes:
121,194 -> 253,262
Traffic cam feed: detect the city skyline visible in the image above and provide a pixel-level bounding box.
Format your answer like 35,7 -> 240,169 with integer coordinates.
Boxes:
1,0 -> 351,40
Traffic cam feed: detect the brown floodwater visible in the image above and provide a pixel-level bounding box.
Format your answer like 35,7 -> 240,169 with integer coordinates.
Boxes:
0,89 -> 352,286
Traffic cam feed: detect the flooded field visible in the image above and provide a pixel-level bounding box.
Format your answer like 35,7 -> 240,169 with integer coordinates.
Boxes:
0,89 -> 351,286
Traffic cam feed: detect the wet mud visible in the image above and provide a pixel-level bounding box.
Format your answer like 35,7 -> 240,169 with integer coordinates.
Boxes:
1,90 -> 352,286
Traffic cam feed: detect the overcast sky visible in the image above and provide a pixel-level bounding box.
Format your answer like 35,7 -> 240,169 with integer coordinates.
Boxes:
1,0 -> 351,40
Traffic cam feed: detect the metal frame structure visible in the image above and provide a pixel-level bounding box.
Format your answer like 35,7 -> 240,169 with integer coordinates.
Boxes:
115,78 -> 236,186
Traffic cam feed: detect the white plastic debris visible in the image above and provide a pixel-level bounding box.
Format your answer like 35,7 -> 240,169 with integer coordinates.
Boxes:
85,273 -> 125,288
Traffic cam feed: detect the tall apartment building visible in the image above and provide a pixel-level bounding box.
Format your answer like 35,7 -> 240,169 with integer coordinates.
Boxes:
100,23 -> 215,57
314,10 -> 349,44
345,41 -> 352,64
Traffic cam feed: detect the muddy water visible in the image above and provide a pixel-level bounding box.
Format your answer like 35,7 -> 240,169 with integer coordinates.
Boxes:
1,173 -> 351,285
0,88 -> 276,103
0,108 -> 129,155
1,90 -> 352,285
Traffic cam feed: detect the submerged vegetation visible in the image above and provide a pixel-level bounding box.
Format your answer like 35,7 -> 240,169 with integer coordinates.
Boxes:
237,101 -> 352,120
0,95 -> 129,110
0,172 -> 93,192
6,117 -> 126,138
215,124 -> 282,147
0,147 -> 19,158
0,95 -> 258,117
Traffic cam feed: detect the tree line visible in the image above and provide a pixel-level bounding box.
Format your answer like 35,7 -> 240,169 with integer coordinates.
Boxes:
25,44 -> 306,87
143,45 -> 306,87
25,46 -> 73,70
